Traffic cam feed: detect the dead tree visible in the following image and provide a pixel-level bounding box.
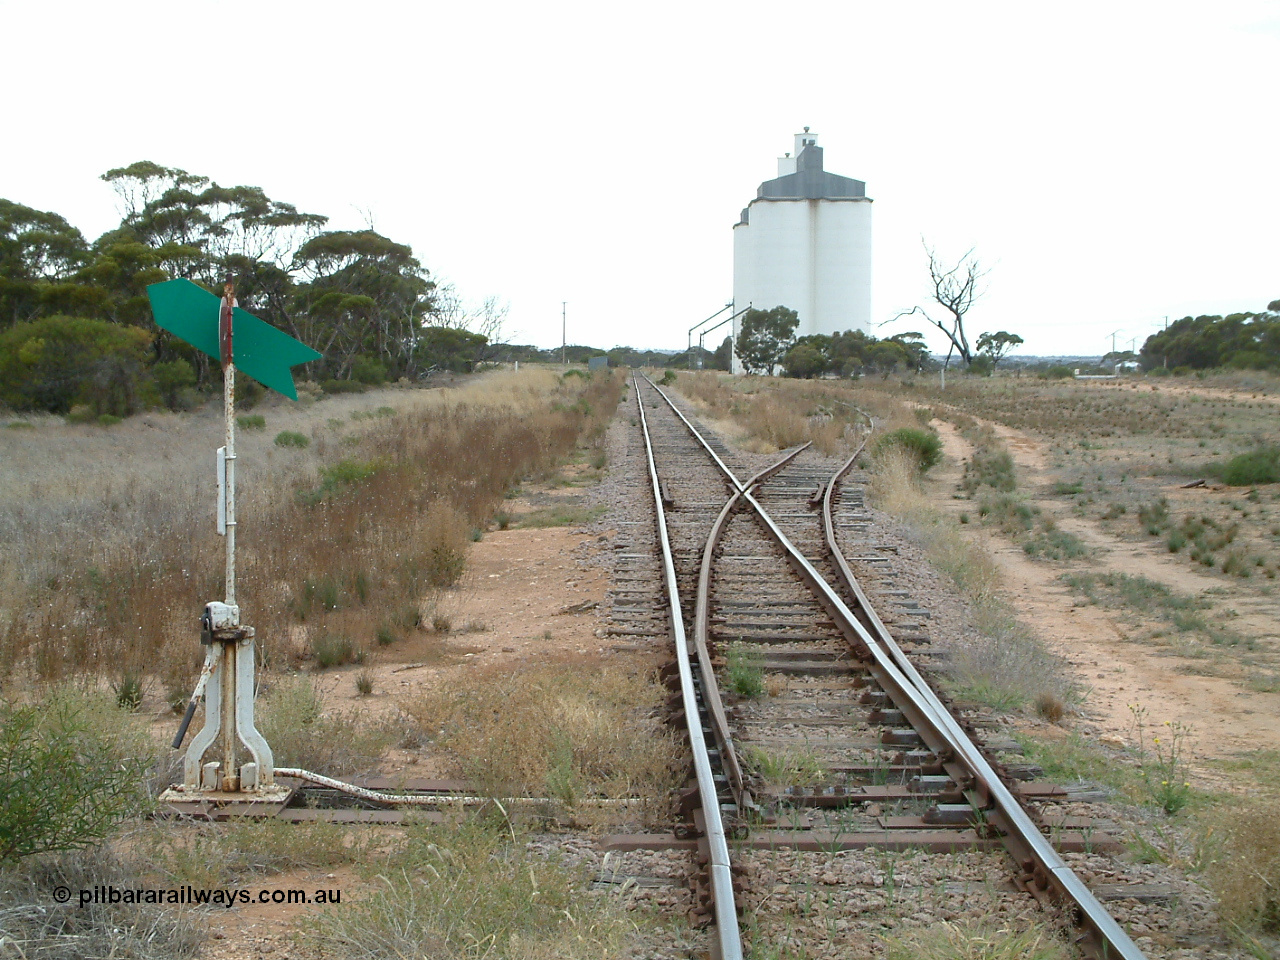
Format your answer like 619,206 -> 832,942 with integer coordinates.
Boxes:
895,243 -> 988,369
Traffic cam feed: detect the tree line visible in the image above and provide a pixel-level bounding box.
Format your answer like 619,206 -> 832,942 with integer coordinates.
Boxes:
0,164 -> 499,417
1139,301 -> 1280,372
734,305 -> 1021,377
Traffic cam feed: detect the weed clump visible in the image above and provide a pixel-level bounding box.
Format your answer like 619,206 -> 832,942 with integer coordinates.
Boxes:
742,745 -> 827,788
423,501 -> 469,587
1129,704 -> 1194,815
725,644 -> 764,698
1035,692 -> 1066,723
959,425 -> 1016,494
310,633 -> 364,669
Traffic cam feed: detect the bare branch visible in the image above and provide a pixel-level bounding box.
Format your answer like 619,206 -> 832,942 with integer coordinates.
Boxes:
917,240 -> 989,365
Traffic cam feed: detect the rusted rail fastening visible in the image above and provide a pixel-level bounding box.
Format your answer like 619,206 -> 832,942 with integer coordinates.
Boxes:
633,381 -> 743,960
645,377 -> 1147,960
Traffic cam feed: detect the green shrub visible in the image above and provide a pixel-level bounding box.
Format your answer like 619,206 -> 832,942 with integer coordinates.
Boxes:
114,672 -> 144,710
237,413 -> 266,431
658,369 -> 677,385
96,414 -> 122,427
0,694 -> 150,861
234,377 -> 265,408
873,427 -> 943,472
274,430 -> 310,448
1041,364 -> 1074,380
0,314 -> 152,416
321,378 -> 366,394
1221,446 -> 1280,486
307,458 -> 383,502
153,358 -> 197,410
351,356 -> 388,385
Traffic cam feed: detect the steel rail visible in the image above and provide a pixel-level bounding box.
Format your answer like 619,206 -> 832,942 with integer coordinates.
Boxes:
644,378 -> 1146,960
633,380 -> 743,960
692,443 -> 812,820
819,455 -> 1147,960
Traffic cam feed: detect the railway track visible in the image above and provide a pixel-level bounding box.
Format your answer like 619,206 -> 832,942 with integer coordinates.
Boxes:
622,375 -> 1147,960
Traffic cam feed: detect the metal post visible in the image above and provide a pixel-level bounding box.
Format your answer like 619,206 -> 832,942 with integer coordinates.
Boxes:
219,278 -> 238,788
561,301 -> 566,366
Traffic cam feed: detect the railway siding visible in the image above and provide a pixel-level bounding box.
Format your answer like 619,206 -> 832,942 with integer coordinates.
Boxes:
624,376 -> 1159,960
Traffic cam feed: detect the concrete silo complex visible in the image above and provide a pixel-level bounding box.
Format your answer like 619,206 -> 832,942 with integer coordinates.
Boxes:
732,129 -> 872,372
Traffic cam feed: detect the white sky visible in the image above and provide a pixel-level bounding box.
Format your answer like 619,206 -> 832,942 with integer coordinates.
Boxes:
4,1 -> 1278,356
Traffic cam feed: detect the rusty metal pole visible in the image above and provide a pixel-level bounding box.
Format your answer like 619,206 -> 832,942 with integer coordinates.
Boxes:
222,277 -> 237,608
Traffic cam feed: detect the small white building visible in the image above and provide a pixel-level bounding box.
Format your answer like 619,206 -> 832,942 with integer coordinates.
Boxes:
732,130 -> 872,372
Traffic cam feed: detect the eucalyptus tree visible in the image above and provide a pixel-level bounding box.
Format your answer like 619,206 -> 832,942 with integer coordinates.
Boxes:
0,199 -> 91,327
290,230 -> 436,380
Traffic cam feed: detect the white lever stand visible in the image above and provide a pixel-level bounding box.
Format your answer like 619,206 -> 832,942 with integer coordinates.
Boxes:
160,608 -> 288,803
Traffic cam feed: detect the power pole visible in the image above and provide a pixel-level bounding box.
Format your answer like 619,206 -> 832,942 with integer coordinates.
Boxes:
561,301 -> 567,365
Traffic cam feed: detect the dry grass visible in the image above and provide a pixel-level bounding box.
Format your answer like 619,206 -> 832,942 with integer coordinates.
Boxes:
673,371 -> 873,455
0,369 -> 623,684
0,847 -> 203,960
256,675 -> 397,778
883,919 -> 1072,960
307,817 -> 638,960
1205,799 -> 1280,933
869,448 -> 1074,711
140,818 -> 370,888
402,662 -> 680,820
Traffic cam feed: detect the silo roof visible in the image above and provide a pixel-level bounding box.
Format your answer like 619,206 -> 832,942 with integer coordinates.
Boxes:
756,144 -> 866,199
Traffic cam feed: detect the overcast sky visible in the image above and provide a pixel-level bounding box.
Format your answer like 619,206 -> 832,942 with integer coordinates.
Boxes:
4,1 -> 1277,356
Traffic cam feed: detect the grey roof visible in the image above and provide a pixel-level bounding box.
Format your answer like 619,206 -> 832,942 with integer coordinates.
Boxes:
756,144 -> 865,199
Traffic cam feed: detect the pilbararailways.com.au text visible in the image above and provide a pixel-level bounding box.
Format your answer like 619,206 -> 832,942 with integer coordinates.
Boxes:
66,885 -> 341,909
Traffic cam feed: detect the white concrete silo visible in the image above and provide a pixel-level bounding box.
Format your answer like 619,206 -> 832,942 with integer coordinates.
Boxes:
732,130 -> 872,372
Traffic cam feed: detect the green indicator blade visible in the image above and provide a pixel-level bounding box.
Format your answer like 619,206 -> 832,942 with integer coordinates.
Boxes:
146,278 -> 322,400
147,277 -> 220,359
231,306 -> 322,400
